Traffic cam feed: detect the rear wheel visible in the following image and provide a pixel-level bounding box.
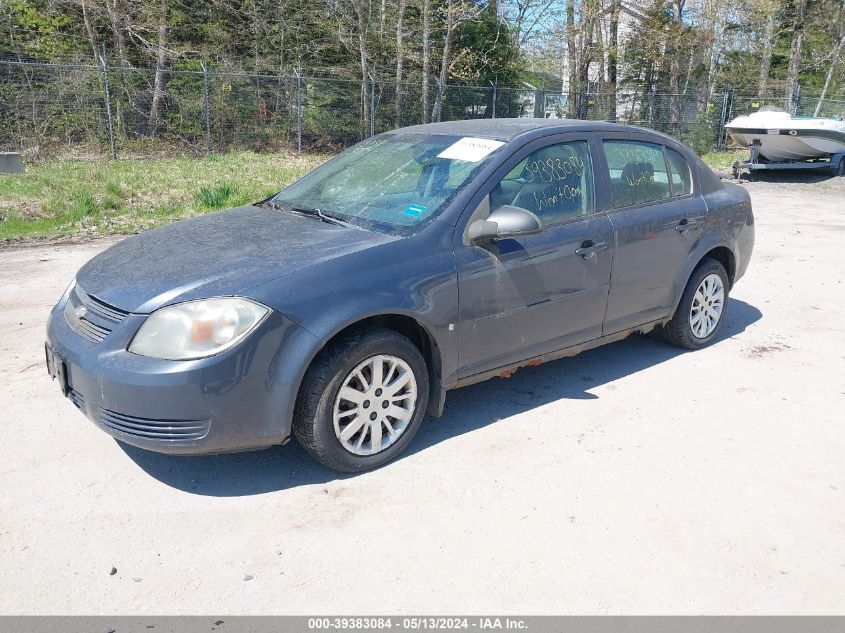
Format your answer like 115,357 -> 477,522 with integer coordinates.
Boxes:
293,327 -> 429,472
664,258 -> 730,350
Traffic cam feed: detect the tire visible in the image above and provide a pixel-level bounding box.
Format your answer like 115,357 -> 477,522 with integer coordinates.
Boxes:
293,327 -> 429,472
836,156 -> 845,177
664,258 -> 730,350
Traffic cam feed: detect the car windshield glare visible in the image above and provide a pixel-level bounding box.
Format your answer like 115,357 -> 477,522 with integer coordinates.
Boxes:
271,133 -> 504,232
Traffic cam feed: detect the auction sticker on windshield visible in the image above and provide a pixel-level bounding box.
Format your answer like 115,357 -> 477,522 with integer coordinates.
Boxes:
437,137 -> 505,162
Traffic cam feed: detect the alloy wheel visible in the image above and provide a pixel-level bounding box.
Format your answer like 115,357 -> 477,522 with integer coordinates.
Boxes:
689,273 -> 725,339
332,354 -> 418,456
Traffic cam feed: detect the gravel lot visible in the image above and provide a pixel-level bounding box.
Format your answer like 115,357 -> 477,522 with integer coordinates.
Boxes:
1,174 -> 843,615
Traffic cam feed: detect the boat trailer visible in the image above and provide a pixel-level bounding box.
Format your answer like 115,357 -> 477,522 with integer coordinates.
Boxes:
732,140 -> 845,179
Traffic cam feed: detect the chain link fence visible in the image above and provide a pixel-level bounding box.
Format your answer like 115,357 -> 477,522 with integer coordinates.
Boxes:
2,60 -> 844,159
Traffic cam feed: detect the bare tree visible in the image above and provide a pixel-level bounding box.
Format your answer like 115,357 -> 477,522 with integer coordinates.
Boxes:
80,0 -> 100,60
431,0 -> 458,122
395,0 -> 409,125
509,0 -> 559,47
607,0 -> 620,121
757,4 -> 778,96
694,0 -> 731,114
814,0 -> 845,115
103,0 -> 129,66
668,0 -> 686,130
422,0 -> 431,123
785,0 -> 807,111
566,0 -> 577,116
148,0 -> 169,135
334,0 -> 374,134
431,0 -> 487,121
574,0 -> 599,119
353,0 -> 372,134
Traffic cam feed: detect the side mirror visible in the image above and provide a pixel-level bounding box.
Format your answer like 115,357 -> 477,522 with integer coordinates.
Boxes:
468,205 -> 544,244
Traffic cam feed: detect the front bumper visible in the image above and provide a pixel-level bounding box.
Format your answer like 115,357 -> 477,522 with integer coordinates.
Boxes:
46,293 -> 316,455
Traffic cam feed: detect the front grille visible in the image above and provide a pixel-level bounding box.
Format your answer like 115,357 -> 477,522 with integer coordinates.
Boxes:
98,408 -> 210,441
64,284 -> 129,344
74,285 -> 129,322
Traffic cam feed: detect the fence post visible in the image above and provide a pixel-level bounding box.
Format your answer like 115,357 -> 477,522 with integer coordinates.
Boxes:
201,62 -> 212,155
533,88 -> 543,118
491,76 -> 498,119
98,54 -> 116,159
370,74 -> 376,137
295,67 -> 302,152
717,86 -> 729,151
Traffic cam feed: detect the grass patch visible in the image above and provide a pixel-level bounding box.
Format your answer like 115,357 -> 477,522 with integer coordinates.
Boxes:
0,146 -> 749,242
68,189 -> 98,220
0,150 -> 327,241
196,183 -> 241,210
701,150 -> 747,173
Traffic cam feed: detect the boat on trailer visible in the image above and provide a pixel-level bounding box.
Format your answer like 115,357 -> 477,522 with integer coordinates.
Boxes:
725,107 -> 845,178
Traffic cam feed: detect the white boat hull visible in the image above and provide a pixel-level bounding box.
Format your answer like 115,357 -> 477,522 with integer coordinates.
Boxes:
725,110 -> 845,162
726,131 -> 824,161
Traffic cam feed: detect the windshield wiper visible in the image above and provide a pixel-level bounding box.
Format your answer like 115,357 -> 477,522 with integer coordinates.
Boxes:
264,200 -> 355,228
291,205 -> 343,226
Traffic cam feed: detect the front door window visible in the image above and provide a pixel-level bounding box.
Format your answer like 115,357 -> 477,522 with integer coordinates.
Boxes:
490,140 -> 594,226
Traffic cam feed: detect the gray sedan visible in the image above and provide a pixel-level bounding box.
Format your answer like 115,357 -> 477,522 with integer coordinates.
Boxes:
46,119 -> 754,471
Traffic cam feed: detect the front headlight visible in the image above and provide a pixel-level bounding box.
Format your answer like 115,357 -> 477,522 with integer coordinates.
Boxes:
128,297 -> 270,360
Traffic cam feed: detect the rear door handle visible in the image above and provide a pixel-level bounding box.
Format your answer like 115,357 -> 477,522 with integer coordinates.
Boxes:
575,240 -> 608,260
676,219 -> 700,234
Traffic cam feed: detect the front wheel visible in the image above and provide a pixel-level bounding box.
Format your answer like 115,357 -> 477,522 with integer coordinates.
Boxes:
293,327 -> 429,472
664,258 -> 730,350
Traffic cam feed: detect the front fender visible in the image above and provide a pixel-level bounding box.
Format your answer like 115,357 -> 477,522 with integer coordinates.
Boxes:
248,233 -> 459,432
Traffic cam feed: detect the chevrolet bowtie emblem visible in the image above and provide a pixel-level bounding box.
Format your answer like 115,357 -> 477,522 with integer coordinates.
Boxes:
75,305 -> 88,319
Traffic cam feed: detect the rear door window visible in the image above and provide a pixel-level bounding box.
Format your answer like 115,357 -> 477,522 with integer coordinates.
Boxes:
602,140 -> 671,209
666,147 -> 692,197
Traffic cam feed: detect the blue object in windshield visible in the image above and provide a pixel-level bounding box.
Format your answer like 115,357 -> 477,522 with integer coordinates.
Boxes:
402,204 -> 428,218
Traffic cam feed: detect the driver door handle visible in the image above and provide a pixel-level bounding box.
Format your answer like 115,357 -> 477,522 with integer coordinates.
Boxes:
575,240 -> 608,260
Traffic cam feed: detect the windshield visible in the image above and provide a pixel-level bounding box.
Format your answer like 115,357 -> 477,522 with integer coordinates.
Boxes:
271,133 -> 504,233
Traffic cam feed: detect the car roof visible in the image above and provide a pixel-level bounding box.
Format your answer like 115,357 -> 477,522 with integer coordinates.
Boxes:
387,118 -> 676,143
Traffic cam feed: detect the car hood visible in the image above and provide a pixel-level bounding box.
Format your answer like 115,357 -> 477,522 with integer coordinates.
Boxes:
75,205 -> 395,313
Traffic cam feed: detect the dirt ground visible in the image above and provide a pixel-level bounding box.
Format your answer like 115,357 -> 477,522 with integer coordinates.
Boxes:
1,173 -> 843,615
